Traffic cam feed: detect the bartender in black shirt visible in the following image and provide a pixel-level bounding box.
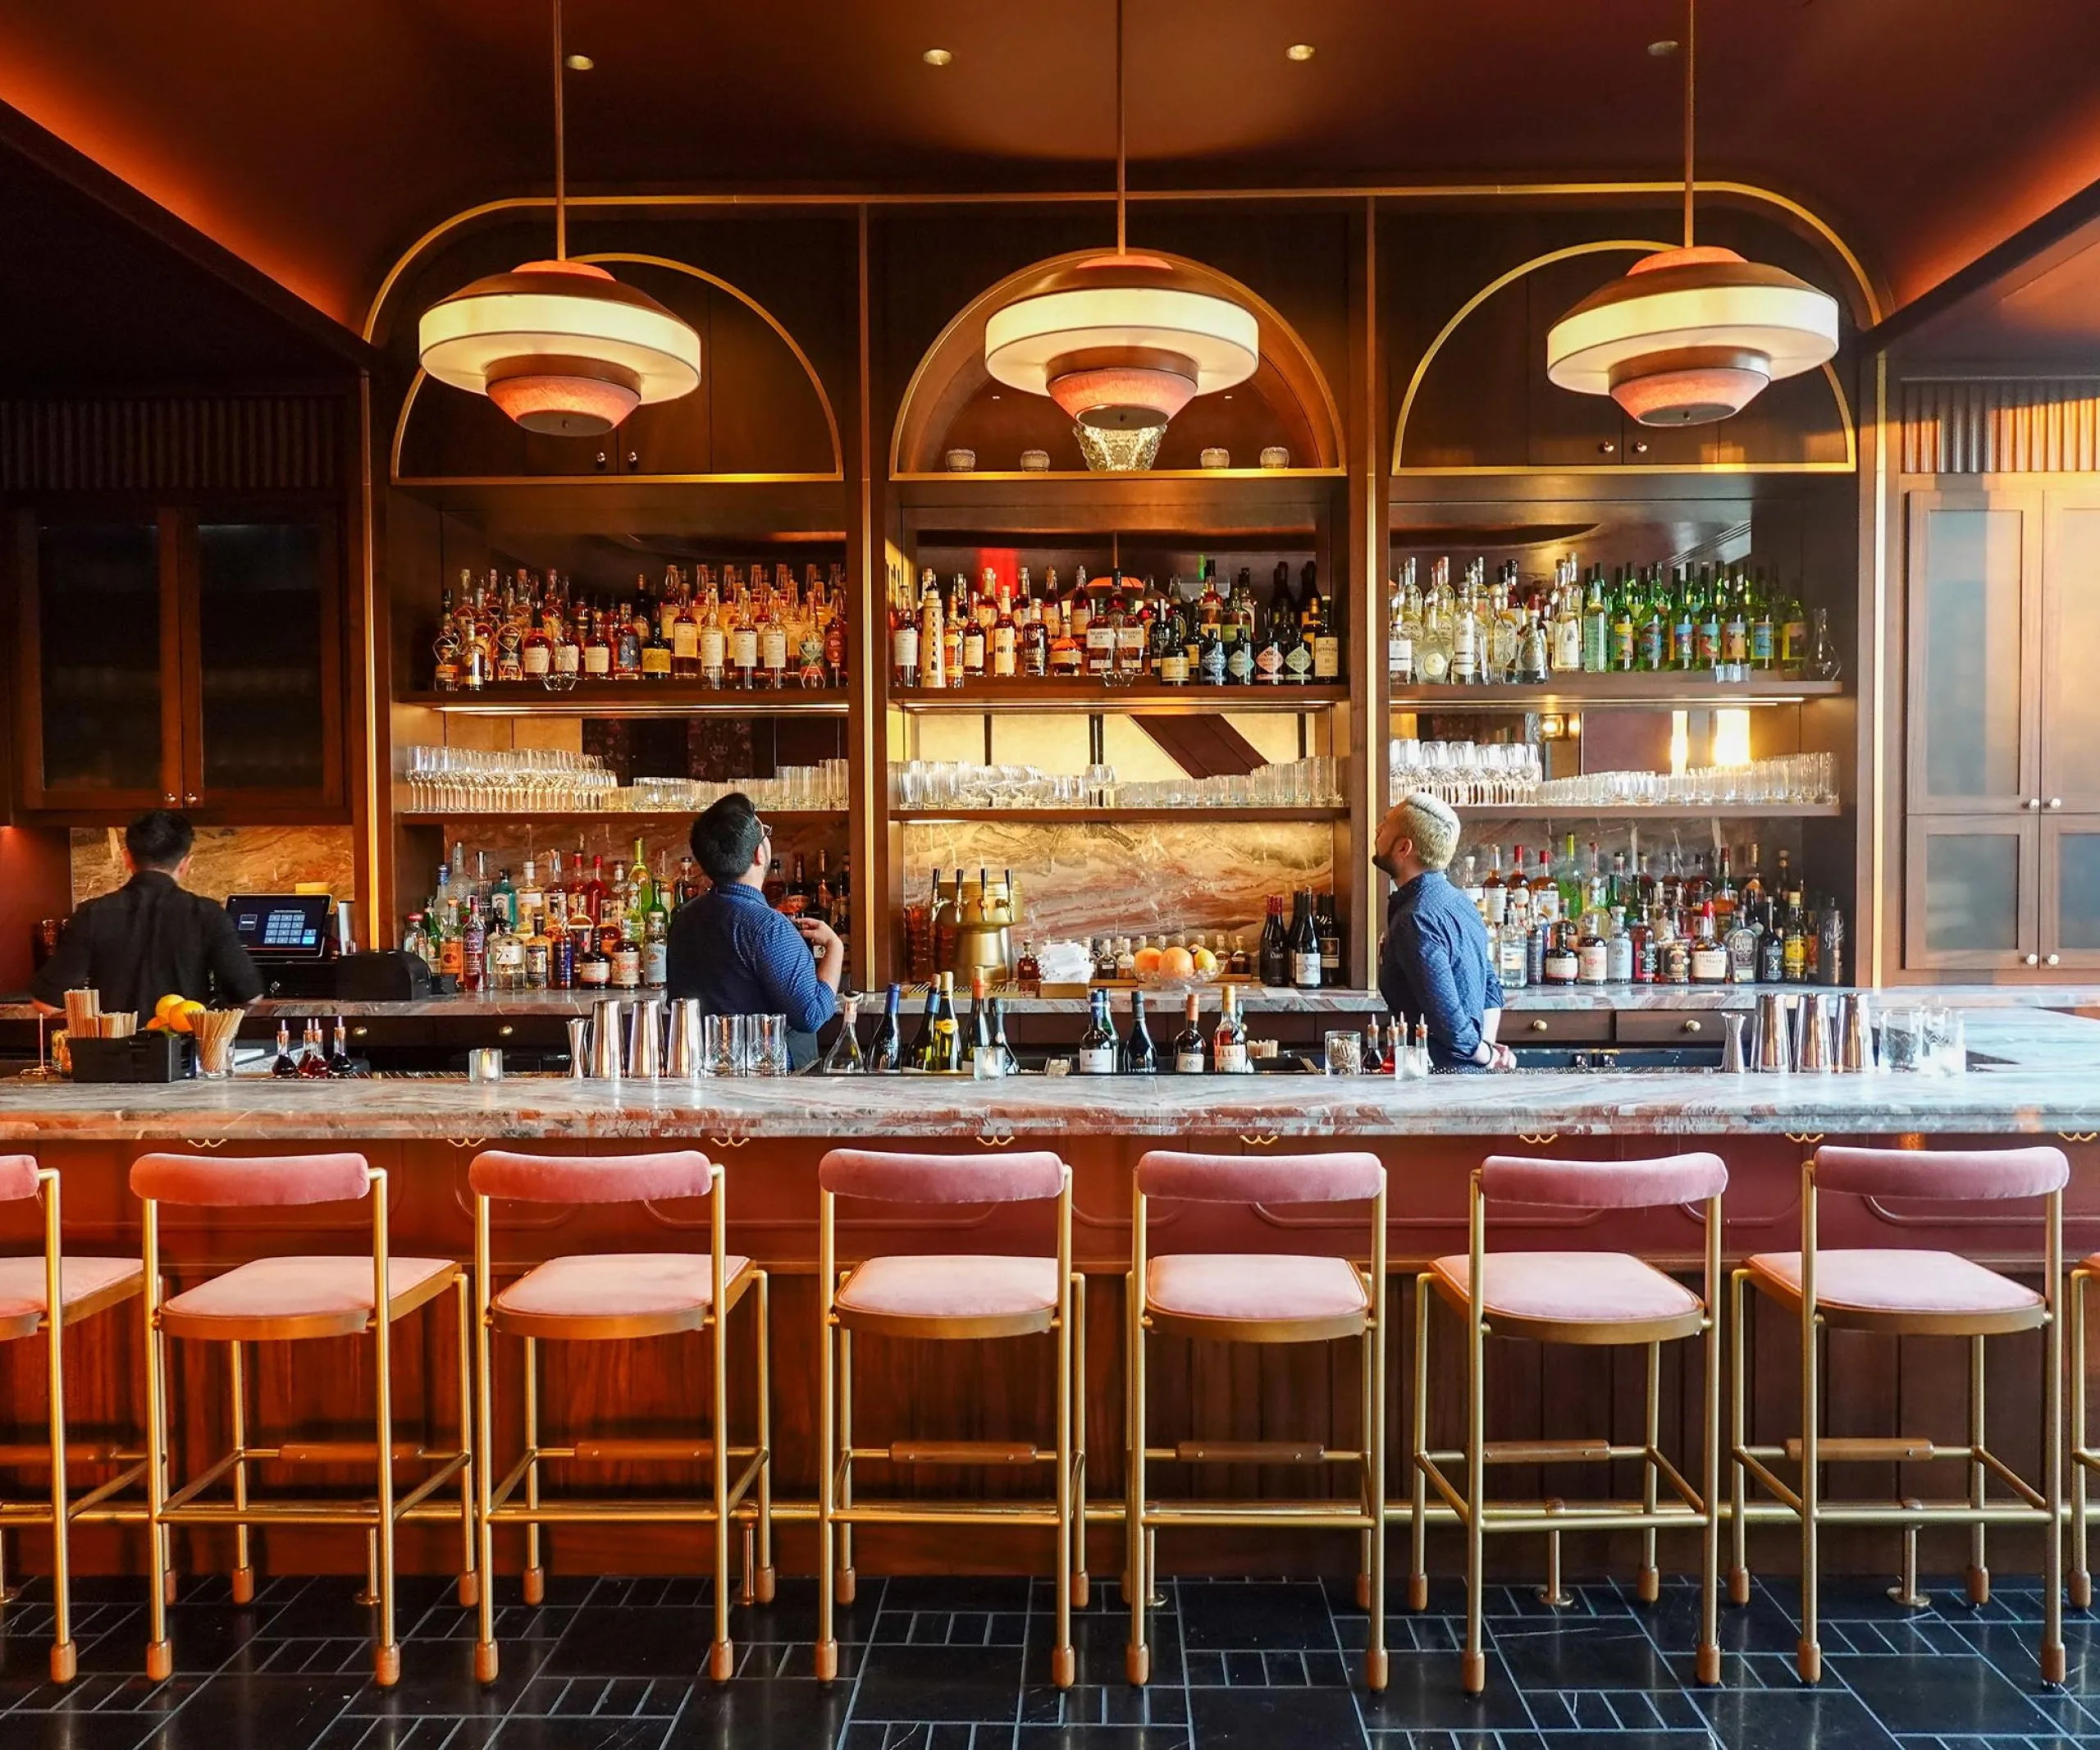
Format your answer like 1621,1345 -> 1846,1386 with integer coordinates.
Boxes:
30,811 -> 263,1017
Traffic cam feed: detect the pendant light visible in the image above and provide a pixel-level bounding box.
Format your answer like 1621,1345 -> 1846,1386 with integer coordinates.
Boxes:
1545,0 -> 1838,427
418,0 -> 700,437
982,0 -> 1257,468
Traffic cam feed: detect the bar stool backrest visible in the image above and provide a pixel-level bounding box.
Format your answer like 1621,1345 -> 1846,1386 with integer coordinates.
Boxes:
130,1151 -> 371,1207
0,1154 -> 38,1201
1134,1149 -> 1383,1205
1480,1152 -> 1728,1212
819,1149 -> 1065,1205
1812,1145 -> 2068,1201
469,1149 -> 714,1205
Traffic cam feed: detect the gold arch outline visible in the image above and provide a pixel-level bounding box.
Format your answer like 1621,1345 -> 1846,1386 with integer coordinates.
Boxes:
884,246 -> 1348,479
361,180 -> 1883,350
389,251 -> 843,482
1392,239 -> 1856,476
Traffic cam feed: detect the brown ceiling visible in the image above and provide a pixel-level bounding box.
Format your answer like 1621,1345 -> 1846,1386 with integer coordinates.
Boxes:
1,0 -> 2097,332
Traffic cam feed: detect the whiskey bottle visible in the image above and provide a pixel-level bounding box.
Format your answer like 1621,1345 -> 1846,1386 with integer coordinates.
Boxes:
1689,902 -> 1729,984
1171,994 -> 1207,1072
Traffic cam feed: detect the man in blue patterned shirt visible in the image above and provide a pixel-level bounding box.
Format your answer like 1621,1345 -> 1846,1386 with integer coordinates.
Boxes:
667,793 -> 842,1063
1375,792 -> 1511,1074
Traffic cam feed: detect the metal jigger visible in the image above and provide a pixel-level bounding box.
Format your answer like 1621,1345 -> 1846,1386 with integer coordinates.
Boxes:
665,999 -> 703,1079
589,998 -> 624,1079
1796,994 -> 1833,1072
1720,1010 -> 1748,1073
627,998 -> 663,1079
565,1017 -> 590,1079
1841,992 -> 1874,1073
1755,992 -> 1792,1074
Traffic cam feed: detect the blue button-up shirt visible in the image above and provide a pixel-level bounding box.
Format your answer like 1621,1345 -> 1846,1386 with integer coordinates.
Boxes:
665,882 -> 833,1035
1378,870 -> 1506,1072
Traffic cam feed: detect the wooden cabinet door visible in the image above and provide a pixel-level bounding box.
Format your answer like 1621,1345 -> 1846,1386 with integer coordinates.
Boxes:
2038,488 -> 2100,813
2039,816 -> 2100,971
1904,816 -> 2038,971
185,512 -> 345,817
15,510 -> 184,817
1905,488 -> 2042,816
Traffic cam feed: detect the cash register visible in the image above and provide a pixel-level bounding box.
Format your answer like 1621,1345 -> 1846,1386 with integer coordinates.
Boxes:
226,894 -> 434,1000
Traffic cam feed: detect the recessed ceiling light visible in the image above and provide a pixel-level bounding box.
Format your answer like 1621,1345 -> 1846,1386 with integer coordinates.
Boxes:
922,47 -> 952,66
564,52 -> 594,71
1285,43 -> 1316,62
1647,39 -> 1679,56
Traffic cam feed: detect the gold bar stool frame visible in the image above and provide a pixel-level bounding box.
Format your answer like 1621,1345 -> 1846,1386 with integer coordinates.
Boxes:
2074,1248 -> 2100,1608
468,1149 -> 770,1684
815,1148 -> 1080,1689
1729,1144 -> 2066,1685
131,1150 -> 474,1686
0,1154 -> 147,1682
1128,1149 -> 1388,1692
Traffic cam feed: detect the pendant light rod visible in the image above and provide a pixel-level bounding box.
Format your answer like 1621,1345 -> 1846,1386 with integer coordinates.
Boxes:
1682,0 -> 1696,249
1114,0 -> 1127,254
552,0 -> 568,259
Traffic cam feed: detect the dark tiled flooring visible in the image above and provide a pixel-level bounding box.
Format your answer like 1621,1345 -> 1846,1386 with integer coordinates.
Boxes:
0,1571 -> 2093,1749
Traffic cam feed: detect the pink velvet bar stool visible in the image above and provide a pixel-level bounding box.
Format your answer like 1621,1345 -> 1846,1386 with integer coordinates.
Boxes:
815,1148 -> 1080,1690
467,1149 -> 769,1685
1411,1152 -> 1727,1697
1128,1149 -> 1388,1692
1730,1145 -> 2067,1686
0,1154 -> 146,1683
130,1151 -> 473,1686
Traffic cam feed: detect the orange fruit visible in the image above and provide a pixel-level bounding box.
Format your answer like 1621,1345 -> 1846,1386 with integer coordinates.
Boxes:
154,994 -> 187,1023
1160,946 -> 1195,978
169,1001 -> 207,1035
1133,946 -> 1164,976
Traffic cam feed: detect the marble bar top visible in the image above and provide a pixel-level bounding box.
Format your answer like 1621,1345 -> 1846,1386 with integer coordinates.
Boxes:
6,984 -> 2098,1022
3,1010 -> 2098,1144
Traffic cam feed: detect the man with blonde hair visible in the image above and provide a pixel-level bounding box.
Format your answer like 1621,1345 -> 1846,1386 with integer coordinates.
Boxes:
1374,792 -> 1511,1072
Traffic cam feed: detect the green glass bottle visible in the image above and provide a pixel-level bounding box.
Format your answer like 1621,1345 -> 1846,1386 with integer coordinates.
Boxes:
1672,566 -> 1699,670
1749,566 -> 1776,669
1696,564 -> 1723,669
1609,566 -> 1638,672
1637,566 -> 1667,671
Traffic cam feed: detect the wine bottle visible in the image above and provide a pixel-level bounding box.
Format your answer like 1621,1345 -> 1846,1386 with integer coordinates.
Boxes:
1289,890 -> 1322,989
933,971 -> 961,1071
970,972 -> 993,1066
907,981 -> 939,1069
1258,894 -> 1289,986
865,983 -> 902,1072
1076,990 -> 1118,1075
1122,992 -> 1157,1074
989,996 -> 1016,1076
1171,993 -> 1207,1073
1213,985 -> 1249,1073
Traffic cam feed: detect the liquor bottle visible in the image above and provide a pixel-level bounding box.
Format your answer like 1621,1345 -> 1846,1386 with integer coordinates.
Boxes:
1310,565 -> 1341,681
1076,990 -> 1118,1075
1637,575 -> 1668,672
1689,902 -> 1730,984
1816,901 -> 1845,985
1582,567 -> 1610,672
326,1017 -> 358,1078
1015,935 -> 1042,995
1541,922 -> 1578,985
489,867 -> 518,932
1749,570 -> 1776,671
580,606 -> 612,679
1122,992 -> 1157,1074
1552,568 -> 1583,673
1387,564 -> 1413,684
1610,569 -> 1638,672
271,1021 -> 299,1077
1213,984 -> 1250,1073
1171,993 -> 1206,1072
1779,591 -> 1810,679
1783,890 -> 1810,981
1479,847 -> 1508,925
1258,894 -> 1289,986
1515,595 -> 1550,685
1722,571 -> 1750,673
460,901 -> 487,994
763,857 -> 788,908
1289,890 -> 1322,989
1605,909 -> 1635,983
1577,901 -> 1609,986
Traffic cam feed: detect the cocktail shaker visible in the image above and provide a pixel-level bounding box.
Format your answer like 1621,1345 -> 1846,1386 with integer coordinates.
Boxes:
1840,992 -> 1874,1072
1796,994 -> 1833,1071
1720,1010 -> 1748,1073
665,999 -> 703,1078
626,998 -> 662,1078
1755,992 -> 1791,1073
589,998 -> 624,1078
565,1017 -> 590,1079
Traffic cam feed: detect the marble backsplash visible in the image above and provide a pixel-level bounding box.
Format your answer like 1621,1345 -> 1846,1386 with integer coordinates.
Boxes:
71,826 -> 358,910
902,820 -> 1335,945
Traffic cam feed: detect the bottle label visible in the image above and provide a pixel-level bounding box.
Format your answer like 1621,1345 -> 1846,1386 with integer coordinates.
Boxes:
1577,943 -> 1609,985
1751,620 -> 1774,665
1116,627 -> 1146,666
673,623 -> 699,660
641,941 -> 669,986
1313,634 -> 1340,679
1387,635 -> 1405,679
641,644 -> 673,676
521,644 -> 551,676
1691,945 -> 1730,983
1227,643 -> 1256,682
1214,1042 -> 1249,1073
1175,1049 -> 1206,1074
554,642 -> 581,674
1482,887 -> 1508,924
1157,650 -> 1189,683
962,628 -> 986,671
1291,950 -> 1322,987
1077,1045 -> 1117,1075
1085,628 -> 1116,673
1200,644 -> 1226,684
612,947 -> 642,988
1256,642 -> 1285,681
732,629 -> 759,669
699,628 -> 726,673
578,957 -> 609,987
1284,642 -> 1313,680
761,628 -> 789,673
993,627 -> 1017,675
1544,950 -> 1577,984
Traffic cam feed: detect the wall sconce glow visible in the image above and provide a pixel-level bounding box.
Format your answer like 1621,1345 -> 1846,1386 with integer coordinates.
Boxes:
1669,710 -> 1691,776
922,47 -> 953,66
1285,43 -> 1316,62
1710,707 -> 1752,769
564,53 -> 594,71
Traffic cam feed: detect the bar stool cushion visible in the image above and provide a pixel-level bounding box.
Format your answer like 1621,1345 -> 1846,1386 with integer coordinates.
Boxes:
1147,1252 -> 1369,1324
0,1155 -> 38,1203
1431,1251 -> 1701,1325
0,1254 -> 142,1320
835,1254 -> 1059,1321
163,1255 -> 453,1324
1747,1249 -> 2041,1315
495,1252 -> 750,1321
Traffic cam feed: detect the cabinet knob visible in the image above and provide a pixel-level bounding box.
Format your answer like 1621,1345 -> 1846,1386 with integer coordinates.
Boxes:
626,451 -> 640,468
1529,1017 -> 1549,1032
1631,440 -> 1650,455
1597,440 -> 1617,455
2027,797 -> 2043,810
2049,797 -> 2063,809
183,793 -> 199,806
594,451 -> 609,471
162,792 -> 176,805
2025,953 -> 2041,966
2048,953 -> 2061,966
1682,1017 -> 1702,1034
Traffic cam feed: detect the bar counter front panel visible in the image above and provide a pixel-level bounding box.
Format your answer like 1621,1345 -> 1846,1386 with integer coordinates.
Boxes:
2,1008 -> 2094,1586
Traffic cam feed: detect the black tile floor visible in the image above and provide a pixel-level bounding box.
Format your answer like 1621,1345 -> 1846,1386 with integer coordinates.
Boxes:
0,1570 -> 2093,1750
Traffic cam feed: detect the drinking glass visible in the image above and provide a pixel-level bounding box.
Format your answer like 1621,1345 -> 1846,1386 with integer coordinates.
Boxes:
1879,1008 -> 1922,1073
1323,1030 -> 1363,1076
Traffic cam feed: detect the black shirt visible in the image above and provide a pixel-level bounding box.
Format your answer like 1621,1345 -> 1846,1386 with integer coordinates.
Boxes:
30,871 -> 264,1015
